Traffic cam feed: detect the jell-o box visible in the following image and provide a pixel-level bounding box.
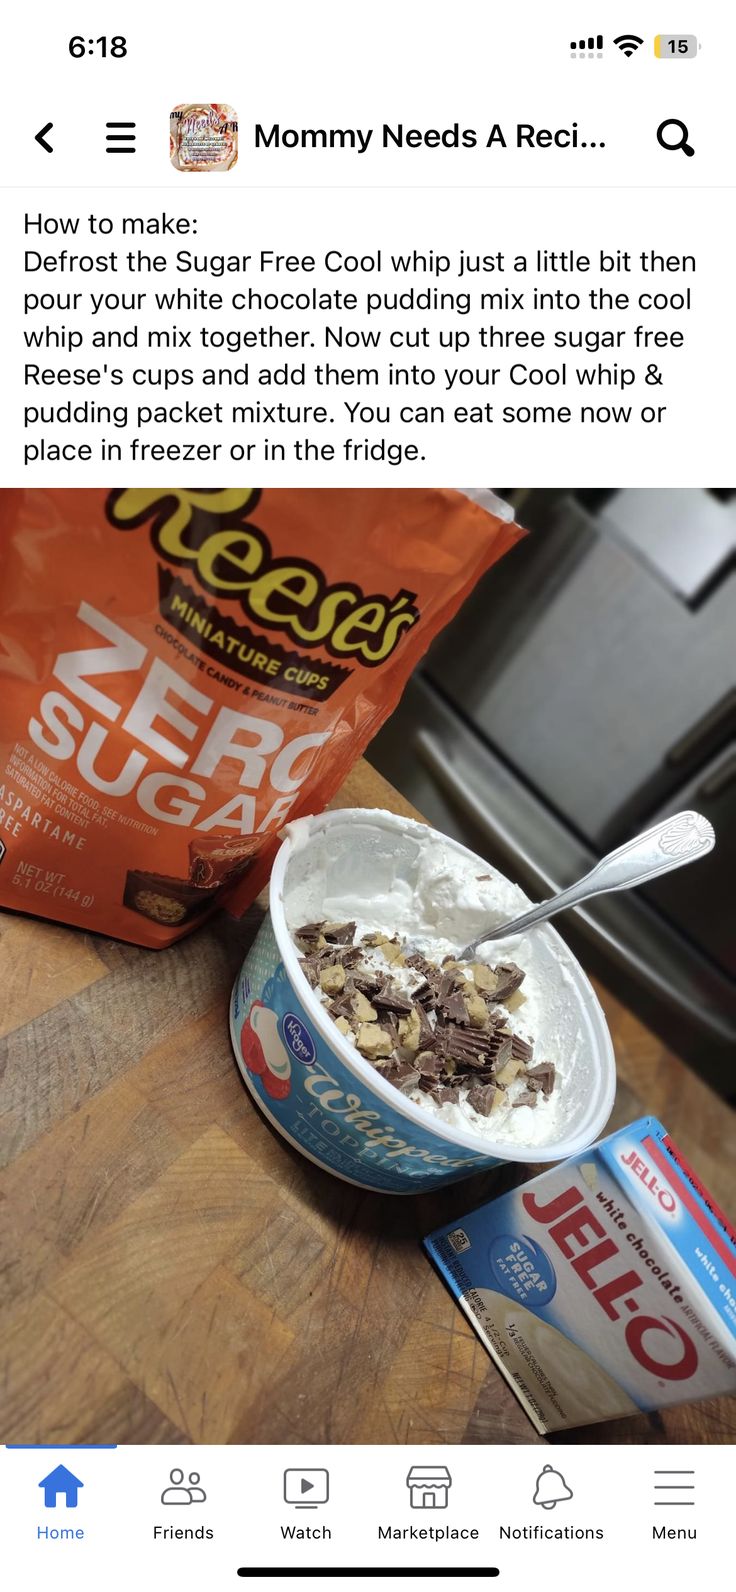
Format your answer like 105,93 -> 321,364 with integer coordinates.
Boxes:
425,1117 -> 736,1431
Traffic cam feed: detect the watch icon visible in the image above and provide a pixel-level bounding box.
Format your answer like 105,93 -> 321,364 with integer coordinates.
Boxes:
283,1469 -> 329,1508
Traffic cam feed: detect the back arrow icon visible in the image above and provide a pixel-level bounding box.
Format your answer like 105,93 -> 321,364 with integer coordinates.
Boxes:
35,123 -> 54,153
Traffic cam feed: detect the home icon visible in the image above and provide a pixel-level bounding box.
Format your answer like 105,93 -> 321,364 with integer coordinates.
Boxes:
39,1465 -> 84,1508
406,1465 -> 452,1509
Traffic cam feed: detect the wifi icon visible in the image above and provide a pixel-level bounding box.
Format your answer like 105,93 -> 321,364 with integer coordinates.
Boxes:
614,33 -> 644,56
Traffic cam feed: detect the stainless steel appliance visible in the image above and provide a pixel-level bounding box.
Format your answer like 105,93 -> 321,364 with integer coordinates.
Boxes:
369,488 -> 736,1095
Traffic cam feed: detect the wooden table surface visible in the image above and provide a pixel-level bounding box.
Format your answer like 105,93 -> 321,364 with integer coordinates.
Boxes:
1,760 -> 734,1447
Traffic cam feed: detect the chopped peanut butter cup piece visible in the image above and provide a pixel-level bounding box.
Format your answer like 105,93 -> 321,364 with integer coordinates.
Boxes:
527,1061 -> 556,1097
442,990 -> 470,1025
319,964 -> 346,996
482,1029 -> 513,1068
495,1054 -> 525,1087
372,986 -> 413,1014
350,989 -> 378,1023
380,941 -> 404,965
404,952 -> 436,980
322,920 -> 357,944
352,971 -> 383,997
463,988 -> 489,1029
381,1063 -> 421,1095
467,1083 -> 497,1117
296,918 -> 554,1114
356,1023 -> 394,1060
491,962 -> 526,1002
295,921 -> 326,943
398,1007 -> 422,1052
470,962 -> 497,994
430,1084 -> 462,1106
416,1050 -> 444,1078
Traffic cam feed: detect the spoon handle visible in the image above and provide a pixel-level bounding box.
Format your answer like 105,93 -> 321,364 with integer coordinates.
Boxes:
462,810 -> 715,956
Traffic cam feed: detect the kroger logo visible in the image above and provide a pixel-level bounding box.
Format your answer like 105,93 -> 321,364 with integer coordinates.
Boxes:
280,1011 -> 316,1067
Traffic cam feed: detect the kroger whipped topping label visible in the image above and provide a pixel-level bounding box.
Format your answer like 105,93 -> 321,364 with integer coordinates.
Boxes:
425,1117 -> 736,1432
230,915 -> 503,1193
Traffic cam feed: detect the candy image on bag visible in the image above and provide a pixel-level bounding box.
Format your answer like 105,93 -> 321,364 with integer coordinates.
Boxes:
170,104 -> 238,171
0,488 -> 522,947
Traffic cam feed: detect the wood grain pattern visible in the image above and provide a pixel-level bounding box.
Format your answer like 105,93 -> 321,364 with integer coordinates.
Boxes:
1,759 -> 734,1446
0,916 -> 106,1040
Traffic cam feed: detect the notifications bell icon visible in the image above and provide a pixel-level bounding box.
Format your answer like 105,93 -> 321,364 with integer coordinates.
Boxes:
533,1464 -> 573,1510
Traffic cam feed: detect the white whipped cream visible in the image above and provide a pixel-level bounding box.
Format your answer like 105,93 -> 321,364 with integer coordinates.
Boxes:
281,810 -> 589,1149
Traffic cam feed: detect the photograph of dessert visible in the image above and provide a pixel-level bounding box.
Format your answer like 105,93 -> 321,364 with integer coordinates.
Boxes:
0,485 -> 733,1447
234,806 -> 611,1188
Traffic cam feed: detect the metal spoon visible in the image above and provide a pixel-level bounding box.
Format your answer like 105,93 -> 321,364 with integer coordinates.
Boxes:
460,810 -> 715,960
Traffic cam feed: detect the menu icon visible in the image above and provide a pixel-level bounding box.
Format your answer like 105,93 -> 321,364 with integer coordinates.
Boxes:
106,121 -> 136,154
654,1469 -> 695,1505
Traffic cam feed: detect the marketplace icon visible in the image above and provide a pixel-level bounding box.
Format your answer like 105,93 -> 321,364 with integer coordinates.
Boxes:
407,1465 -> 452,1509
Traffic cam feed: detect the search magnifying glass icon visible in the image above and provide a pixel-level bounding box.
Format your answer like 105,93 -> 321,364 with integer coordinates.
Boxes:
657,118 -> 695,157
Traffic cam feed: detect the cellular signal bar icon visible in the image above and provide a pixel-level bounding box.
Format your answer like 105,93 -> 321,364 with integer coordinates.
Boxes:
571,35 -> 604,58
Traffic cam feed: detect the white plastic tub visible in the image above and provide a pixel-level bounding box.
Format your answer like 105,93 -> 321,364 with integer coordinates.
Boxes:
230,809 -> 616,1193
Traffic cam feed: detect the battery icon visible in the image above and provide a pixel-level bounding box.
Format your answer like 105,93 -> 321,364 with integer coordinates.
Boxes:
654,34 -> 699,58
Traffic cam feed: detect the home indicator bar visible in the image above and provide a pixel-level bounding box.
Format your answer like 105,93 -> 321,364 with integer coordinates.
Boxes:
236,1572 -> 501,1580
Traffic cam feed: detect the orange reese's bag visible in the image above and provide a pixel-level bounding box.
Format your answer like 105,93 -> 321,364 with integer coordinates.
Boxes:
0,488 -> 522,946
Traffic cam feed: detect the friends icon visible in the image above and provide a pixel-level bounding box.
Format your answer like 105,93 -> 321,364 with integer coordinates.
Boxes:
161,1469 -> 207,1506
